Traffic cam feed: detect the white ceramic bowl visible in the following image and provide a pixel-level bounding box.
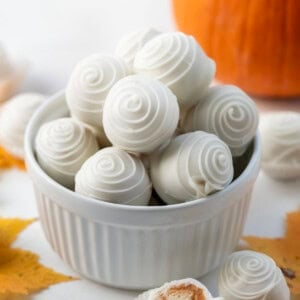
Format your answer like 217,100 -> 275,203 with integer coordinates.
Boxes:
25,92 -> 261,290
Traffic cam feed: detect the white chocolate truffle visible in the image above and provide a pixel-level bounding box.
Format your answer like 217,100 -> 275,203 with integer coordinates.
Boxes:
103,75 -> 179,154
75,147 -> 151,205
35,118 -> 98,189
115,27 -> 161,71
150,131 -> 234,204
182,85 -> 259,157
260,112 -> 300,179
0,93 -> 45,158
134,32 -> 216,109
219,250 -> 289,300
136,278 -> 218,300
66,54 -> 130,129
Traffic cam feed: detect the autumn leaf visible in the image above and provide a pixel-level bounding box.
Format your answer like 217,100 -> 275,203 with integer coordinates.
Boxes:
0,217 -> 75,296
0,148 -> 12,169
243,210 -> 300,297
0,218 -> 35,248
0,146 -> 25,171
0,248 -> 74,295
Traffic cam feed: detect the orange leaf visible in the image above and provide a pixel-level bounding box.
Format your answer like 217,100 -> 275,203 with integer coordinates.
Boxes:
0,248 -> 73,296
0,218 -> 35,248
0,146 -> 25,171
243,210 -> 300,296
286,211 -> 300,240
0,218 -> 76,296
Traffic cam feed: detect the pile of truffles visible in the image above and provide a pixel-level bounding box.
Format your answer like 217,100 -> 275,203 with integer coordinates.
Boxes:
35,28 -> 259,206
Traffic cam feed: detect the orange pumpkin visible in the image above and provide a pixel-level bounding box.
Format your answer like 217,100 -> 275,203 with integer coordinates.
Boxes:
173,0 -> 300,97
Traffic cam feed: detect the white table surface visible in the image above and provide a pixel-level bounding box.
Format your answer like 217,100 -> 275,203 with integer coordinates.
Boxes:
1,0 -> 300,299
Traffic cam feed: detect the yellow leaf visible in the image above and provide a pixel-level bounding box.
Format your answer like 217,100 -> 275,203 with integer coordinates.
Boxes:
0,218 -> 76,296
0,146 -> 25,171
243,210 -> 300,296
0,248 -> 73,296
0,218 -> 35,248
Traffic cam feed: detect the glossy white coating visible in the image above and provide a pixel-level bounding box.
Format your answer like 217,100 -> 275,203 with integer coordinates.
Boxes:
66,54 -> 130,129
134,32 -> 215,109
75,147 -> 151,205
183,85 -> 258,157
219,250 -> 290,300
151,131 -> 234,204
103,75 -> 179,154
35,117 -> 98,189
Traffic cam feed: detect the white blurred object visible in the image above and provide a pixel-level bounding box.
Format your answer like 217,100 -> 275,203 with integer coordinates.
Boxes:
0,93 -> 45,158
0,44 -> 27,102
260,111 -> 300,180
0,44 -> 13,77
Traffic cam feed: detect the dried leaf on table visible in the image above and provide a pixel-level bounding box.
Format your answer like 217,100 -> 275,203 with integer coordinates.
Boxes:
0,218 -> 35,248
0,146 -> 25,171
243,210 -> 300,297
0,248 -> 74,295
0,217 -> 75,297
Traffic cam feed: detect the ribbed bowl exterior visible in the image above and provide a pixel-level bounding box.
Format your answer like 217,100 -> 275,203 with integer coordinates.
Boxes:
25,92 -> 261,289
35,187 -> 253,289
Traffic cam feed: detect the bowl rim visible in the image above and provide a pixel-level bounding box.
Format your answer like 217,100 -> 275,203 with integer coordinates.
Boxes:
25,90 -> 261,213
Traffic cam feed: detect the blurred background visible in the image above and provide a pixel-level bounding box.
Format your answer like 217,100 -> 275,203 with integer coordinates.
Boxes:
0,0 -> 173,93
1,0 -> 299,111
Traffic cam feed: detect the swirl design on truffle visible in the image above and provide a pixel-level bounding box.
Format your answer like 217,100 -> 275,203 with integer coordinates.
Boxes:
103,75 -> 179,153
75,147 -> 151,205
115,27 -> 160,71
183,85 -> 258,157
260,112 -> 300,179
134,32 -> 216,108
66,54 -> 130,129
35,118 -> 98,189
0,93 -> 45,158
219,251 -> 289,300
150,131 -> 233,204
